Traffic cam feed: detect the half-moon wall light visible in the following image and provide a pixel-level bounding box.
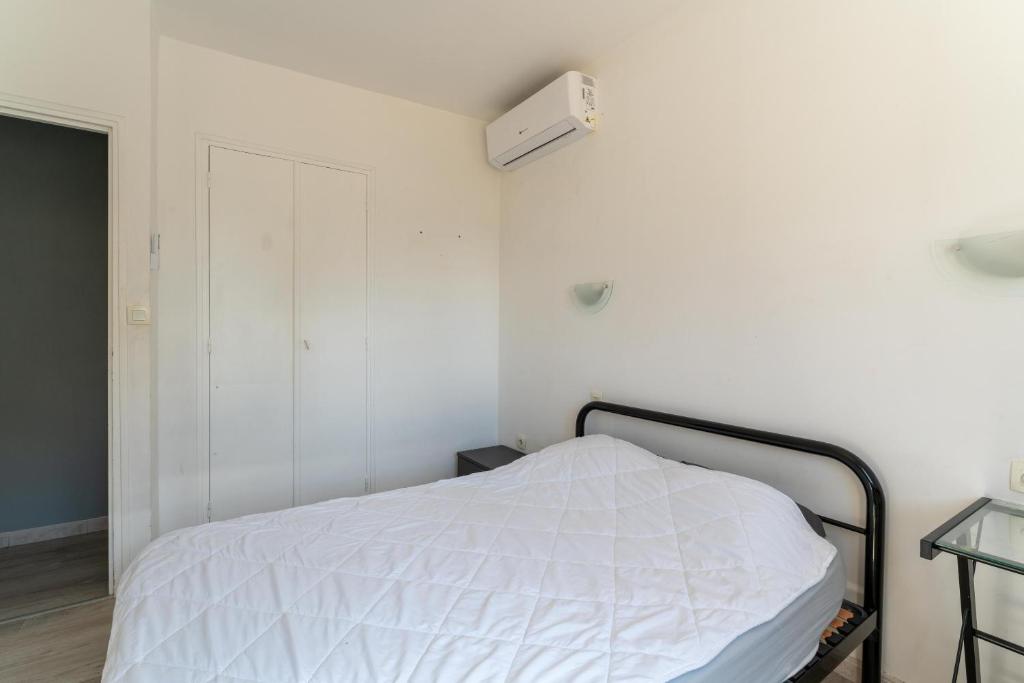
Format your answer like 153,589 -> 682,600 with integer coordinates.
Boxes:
572,281 -> 614,313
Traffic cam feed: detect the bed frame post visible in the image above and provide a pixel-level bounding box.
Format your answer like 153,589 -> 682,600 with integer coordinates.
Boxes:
861,484 -> 885,683
861,632 -> 883,683
576,401 -> 886,683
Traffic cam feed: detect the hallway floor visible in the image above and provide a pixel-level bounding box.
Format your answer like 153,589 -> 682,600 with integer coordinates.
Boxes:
0,596 -> 113,683
0,531 -> 108,624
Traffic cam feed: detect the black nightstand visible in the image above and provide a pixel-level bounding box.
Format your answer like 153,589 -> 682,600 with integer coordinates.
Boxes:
456,445 -> 525,476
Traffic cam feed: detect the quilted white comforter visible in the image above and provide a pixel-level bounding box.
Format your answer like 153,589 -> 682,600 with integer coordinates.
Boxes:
103,435 -> 836,683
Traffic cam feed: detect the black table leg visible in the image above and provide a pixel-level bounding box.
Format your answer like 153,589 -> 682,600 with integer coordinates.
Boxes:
957,556 -> 980,683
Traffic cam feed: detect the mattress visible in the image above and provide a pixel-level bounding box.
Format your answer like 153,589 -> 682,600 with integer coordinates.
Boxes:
669,552 -> 845,683
103,435 -> 837,682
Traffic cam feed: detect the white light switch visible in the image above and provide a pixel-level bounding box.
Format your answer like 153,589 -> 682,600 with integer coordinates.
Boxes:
127,305 -> 150,325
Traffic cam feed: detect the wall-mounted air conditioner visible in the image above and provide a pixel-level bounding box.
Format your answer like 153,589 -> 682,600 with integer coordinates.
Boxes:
486,71 -> 598,171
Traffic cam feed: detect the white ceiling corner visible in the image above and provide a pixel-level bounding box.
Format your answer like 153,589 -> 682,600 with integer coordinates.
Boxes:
154,0 -> 683,121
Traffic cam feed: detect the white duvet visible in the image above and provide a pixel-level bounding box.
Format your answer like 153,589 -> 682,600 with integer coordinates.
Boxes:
103,435 -> 836,683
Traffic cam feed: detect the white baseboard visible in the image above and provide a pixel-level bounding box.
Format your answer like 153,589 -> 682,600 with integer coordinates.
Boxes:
0,516 -> 108,549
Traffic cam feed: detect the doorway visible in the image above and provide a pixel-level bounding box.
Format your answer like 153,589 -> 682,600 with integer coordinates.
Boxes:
0,113 -> 110,622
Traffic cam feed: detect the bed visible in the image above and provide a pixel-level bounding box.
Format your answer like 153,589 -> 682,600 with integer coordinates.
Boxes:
102,401 -> 884,683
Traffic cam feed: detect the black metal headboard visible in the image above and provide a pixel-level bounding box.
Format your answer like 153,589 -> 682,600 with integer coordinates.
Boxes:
576,401 -> 886,678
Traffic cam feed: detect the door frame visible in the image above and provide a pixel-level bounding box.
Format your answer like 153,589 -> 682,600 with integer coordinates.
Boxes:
194,135 -> 375,524
0,94 -> 128,591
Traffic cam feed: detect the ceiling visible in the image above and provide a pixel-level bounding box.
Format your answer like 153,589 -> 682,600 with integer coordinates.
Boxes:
154,0 -> 682,121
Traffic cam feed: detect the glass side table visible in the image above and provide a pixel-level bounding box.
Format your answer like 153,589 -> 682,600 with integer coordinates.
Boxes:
921,497 -> 1024,683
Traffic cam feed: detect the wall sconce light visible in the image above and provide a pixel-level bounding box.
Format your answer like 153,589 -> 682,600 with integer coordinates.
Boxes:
946,230 -> 1024,278
572,281 -> 614,313
932,229 -> 1024,297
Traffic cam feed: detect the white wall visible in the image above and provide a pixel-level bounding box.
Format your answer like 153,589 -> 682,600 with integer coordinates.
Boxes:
156,38 -> 500,534
0,0 -> 153,575
498,1 -> 1024,681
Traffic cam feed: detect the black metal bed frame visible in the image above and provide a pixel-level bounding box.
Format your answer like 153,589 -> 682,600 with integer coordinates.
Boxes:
575,401 -> 886,683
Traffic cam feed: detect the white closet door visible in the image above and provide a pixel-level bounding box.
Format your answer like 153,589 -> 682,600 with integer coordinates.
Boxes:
209,147 -> 295,521
296,163 -> 368,503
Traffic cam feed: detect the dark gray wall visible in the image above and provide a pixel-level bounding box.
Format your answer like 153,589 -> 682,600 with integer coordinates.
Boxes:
0,115 -> 108,533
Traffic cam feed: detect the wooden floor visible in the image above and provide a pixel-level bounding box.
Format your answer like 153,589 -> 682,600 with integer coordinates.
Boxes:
0,597 -> 113,683
0,595 -> 855,683
0,531 -> 108,623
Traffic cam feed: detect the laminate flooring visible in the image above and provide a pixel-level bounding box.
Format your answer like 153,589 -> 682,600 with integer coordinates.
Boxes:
0,532 -> 108,624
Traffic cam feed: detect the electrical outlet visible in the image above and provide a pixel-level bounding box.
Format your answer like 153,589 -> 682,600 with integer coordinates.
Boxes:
1011,516 -> 1024,545
516,434 -> 528,451
1011,459 -> 1024,493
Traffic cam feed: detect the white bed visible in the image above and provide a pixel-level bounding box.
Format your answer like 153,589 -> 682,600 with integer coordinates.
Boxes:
103,435 -> 837,682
